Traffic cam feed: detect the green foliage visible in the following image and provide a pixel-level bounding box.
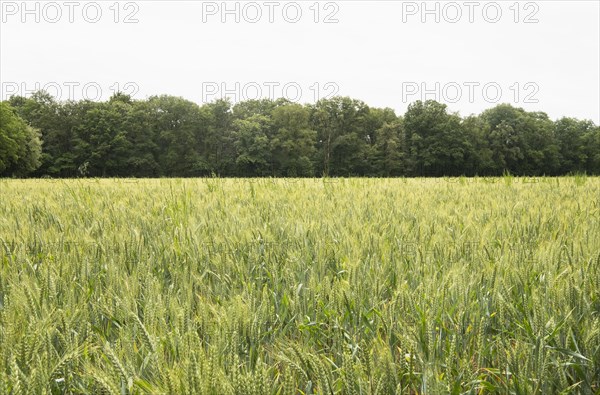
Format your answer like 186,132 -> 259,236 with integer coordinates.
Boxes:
403,100 -> 469,176
310,97 -> 372,176
233,114 -> 272,176
1,178 -> 599,394
3,93 -> 600,178
271,103 -> 316,177
0,102 -> 42,176
481,105 -> 561,176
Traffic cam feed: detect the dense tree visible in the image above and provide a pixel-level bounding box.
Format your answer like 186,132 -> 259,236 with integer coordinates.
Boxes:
310,97 -> 372,176
481,105 -> 560,175
461,115 -> 495,175
122,99 -> 160,177
232,98 -> 288,120
2,92 -> 599,178
583,125 -> 600,174
72,100 -> 133,177
271,103 -> 316,176
202,99 -> 236,175
372,119 -> 404,176
0,102 -> 42,176
145,95 -> 209,176
403,101 -> 470,176
8,92 -> 73,176
233,114 -> 272,176
554,117 -> 595,174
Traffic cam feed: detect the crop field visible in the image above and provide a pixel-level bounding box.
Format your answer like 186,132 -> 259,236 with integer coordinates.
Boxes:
0,177 -> 599,394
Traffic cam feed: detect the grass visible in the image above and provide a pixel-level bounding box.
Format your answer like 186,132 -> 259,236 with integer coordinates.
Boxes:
0,177 -> 599,394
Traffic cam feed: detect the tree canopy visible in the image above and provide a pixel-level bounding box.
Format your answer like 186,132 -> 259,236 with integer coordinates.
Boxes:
0,101 -> 42,176
1,93 -> 598,177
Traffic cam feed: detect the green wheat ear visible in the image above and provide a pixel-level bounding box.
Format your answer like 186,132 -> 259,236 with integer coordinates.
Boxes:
131,313 -> 156,354
88,366 -> 120,395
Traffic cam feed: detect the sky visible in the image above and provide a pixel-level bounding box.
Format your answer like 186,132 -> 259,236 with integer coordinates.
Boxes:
1,0 -> 599,122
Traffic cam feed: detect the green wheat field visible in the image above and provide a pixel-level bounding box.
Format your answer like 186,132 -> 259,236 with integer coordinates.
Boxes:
1,177 -> 599,394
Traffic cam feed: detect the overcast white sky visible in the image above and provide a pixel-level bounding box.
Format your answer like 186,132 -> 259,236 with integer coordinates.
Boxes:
1,0 -> 599,122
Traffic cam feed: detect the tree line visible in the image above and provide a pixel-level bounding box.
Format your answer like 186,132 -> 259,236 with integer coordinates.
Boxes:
1,91 -> 599,177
